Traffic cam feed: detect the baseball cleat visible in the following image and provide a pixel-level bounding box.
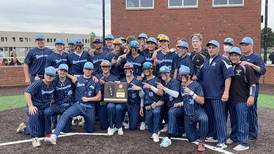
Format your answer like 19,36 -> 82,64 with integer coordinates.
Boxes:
32,137 -> 41,148
71,117 -> 78,126
160,124 -> 168,133
139,122 -> 146,131
226,138 -> 234,144
233,144 -> 249,151
107,127 -> 116,136
16,122 -> 26,133
44,134 -> 57,145
216,143 -> 227,149
152,133 -> 160,143
117,128 -> 123,136
77,116 -> 85,127
205,137 -> 218,143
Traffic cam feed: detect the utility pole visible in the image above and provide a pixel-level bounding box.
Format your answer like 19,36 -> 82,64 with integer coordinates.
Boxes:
102,0 -> 106,46
263,0 -> 268,63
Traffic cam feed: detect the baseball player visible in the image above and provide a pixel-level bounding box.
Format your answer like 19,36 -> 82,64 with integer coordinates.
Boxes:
142,37 -> 158,63
67,40 -> 91,76
90,37 -> 109,75
174,40 -> 194,79
96,60 -> 119,130
16,66 -> 56,147
120,63 -> 144,130
240,36 -> 266,140
43,64 -> 73,136
199,40 -> 233,149
157,66 -> 182,148
190,33 -> 209,80
178,65 -> 208,152
153,35 -> 178,78
137,33 -> 148,52
102,34 -> 115,52
222,37 -> 234,60
44,62 -> 101,145
107,38 -> 125,79
46,38 -> 68,68
228,47 -> 257,151
67,38 -> 77,53
125,40 -> 146,80
23,33 -> 53,83
140,62 -> 163,142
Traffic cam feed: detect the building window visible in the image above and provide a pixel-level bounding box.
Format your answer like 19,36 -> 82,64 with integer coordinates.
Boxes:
213,0 -> 244,7
12,37 -> 16,42
126,0 -> 154,10
168,0 -> 198,8
19,37 -> 24,42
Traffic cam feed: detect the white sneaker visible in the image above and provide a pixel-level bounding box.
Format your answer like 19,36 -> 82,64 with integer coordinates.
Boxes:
140,122 -> 146,130
226,138 -> 234,144
77,116 -> 85,127
216,143 -> 228,149
117,128 -> 123,135
71,117 -> 78,126
32,137 -> 41,147
107,127 -> 115,136
160,124 -> 168,133
123,122 -> 129,129
233,144 -> 249,151
44,134 -> 57,145
16,122 -> 26,133
152,133 -> 160,143
205,137 -> 218,143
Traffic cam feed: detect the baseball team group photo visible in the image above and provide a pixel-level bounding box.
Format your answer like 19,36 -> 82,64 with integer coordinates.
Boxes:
0,0 -> 274,154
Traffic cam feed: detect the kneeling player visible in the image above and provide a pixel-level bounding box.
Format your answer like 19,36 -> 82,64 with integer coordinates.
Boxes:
179,65 -> 208,152
43,64 -> 73,136
16,66 -> 56,147
44,62 -> 101,144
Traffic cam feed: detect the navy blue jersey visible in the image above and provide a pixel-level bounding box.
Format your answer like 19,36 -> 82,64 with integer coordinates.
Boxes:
46,52 -> 68,68
143,77 -> 161,106
242,52 -> 266,82
96,73 -> 119,101
102,46 -> 113,53
74,76 -> 101,106
126,54 -> 145,76
199,55 -> 233,99
160,78 -> 180,107
156,51 -> 177,76
67,51 -> 91,75
121,77 -> 142,104
53,78 -> 73,105
24,47 -> 53,76
142,49 -> 154,63
25,80 -> 55,109
180,81 -> 204,116
176,54 -> 195,76
91,51 -> 109,74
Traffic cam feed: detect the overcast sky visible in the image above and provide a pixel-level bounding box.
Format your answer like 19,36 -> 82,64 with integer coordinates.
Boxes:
0,0 -> 273,35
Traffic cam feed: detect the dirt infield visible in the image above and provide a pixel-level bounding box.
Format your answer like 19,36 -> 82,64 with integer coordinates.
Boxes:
0,108 -> 274,154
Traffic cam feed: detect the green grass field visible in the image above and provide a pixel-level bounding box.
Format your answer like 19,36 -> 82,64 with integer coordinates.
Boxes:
0,94 -> 273,111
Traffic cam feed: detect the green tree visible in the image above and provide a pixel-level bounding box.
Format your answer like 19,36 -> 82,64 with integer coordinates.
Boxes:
89,32 -> 96,47
261,27 -> 274,49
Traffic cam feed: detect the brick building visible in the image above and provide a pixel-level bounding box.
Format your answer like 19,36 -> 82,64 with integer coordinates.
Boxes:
111,0 -> 261,51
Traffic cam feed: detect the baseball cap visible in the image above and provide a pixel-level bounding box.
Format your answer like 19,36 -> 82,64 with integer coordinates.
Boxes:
84,62 -> 94,70
240,36 -> 253,45
229,47 -> 242,55
143,62 -> 153,69
206,40 -> 220,48
159,66 -> 171,73
179,65 -> 190,75
35,33 -> 45,40
177,40 -> 189,49
58,64 -> 69,71
223,37 -> 234,46
45,66 -> 56,77
55,38 -> 65,45
124,63 -> 134,69
100,60 -> 111,67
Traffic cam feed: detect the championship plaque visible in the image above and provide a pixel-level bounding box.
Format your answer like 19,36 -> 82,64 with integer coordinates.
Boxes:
104,82 -> 128,103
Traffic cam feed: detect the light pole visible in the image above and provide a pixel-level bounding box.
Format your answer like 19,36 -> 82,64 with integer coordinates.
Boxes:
102,0 -> 106,46
263,0 -> 268,63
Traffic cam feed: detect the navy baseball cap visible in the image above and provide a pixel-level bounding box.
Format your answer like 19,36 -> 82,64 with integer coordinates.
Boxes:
45,66 -> 56,77
93,37 -> 103,43
206,40 -> 220,48
240,36 -> 253,45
